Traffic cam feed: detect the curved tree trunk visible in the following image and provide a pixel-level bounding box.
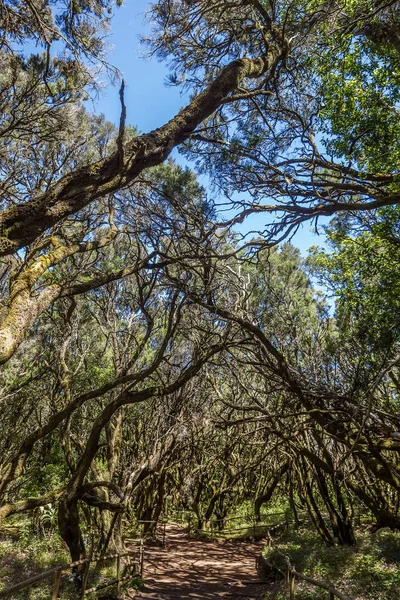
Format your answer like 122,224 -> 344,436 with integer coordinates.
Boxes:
58,494 -> 85,563
254,461 -> 289,521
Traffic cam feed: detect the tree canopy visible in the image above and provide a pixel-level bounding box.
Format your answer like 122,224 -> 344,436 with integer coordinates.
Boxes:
1,0 -> 400,570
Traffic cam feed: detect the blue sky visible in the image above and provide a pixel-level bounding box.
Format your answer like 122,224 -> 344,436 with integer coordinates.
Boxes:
92,0 -> 188,132
92,0 -> 328,255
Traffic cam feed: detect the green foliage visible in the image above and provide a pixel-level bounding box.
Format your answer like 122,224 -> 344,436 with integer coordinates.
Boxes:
23,440 -> 67,499
2,1 -> 400,589
0,516 -> 141,599
309,208 -> 400,353
0,0 -> 119,66
0,518 -> 68,599
317,34 -> 400,174
268,526 -> 400,600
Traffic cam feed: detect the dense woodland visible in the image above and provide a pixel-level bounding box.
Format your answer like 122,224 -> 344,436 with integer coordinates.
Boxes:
1,0 -> 400,582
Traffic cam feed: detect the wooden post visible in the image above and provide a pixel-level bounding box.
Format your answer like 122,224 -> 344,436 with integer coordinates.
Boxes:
289,566 -> 295,599
51,568 -> 62,600
163,520 -> 166,547
188,513 -> 191,540
253,516 -> 256,541
116,555 -> 121,594
80,560 -> 90,599
139,540 -> 144,577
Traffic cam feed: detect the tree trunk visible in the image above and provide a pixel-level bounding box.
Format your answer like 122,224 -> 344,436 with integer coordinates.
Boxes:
58,495 -> 85,562
254,462 -> 289,521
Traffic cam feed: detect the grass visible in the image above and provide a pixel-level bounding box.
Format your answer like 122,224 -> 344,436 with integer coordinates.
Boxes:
192,514 -> 288,542
0,518 -> 69,599
265,525 -> 400,600
211,524 -> 272,541
0,517 -> 141,599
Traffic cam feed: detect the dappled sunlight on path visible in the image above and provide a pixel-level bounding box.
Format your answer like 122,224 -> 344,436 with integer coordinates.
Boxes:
129,525 -> 269,599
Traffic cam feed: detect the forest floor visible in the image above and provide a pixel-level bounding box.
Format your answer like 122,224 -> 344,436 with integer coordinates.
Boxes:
125,524 -> 271,599
264,525 -> 400,600
125,523 -> 400,600
2,520 -> 400,599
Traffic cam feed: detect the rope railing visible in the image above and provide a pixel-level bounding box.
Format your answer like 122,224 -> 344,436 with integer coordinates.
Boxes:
168,509 -> 286,526
188,513 -> 293,540
264,531 -> 353,600
183,511 -> 353,600
0,511 -> 365,598
0,540 -> 144,599
136,519 -> 167,546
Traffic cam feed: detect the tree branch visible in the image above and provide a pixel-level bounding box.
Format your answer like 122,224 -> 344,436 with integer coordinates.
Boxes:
0,55 -> 279,257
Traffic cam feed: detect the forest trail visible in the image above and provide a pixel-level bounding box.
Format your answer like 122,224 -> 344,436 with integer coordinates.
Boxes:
128,524 -> 269,599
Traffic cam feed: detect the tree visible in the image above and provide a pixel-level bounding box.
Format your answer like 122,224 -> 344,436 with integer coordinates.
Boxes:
310,208 -> 400,354
175,238 -> 400,538
0,0 -> 399,361
0,158 -> 251,559
2,0 -> 400,563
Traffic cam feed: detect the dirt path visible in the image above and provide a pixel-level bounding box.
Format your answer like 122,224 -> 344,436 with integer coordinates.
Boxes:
128,525 -> 269,599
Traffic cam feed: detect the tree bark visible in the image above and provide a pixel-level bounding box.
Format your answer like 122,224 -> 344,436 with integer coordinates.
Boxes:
0,54 -> 279,258
254,461 -> 289,520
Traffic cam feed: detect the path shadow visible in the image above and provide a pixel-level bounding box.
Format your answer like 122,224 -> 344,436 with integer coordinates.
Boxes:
131,524 -> 268,599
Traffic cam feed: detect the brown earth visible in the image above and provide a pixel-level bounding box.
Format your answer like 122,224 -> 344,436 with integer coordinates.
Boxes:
126,525 -> 270,600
